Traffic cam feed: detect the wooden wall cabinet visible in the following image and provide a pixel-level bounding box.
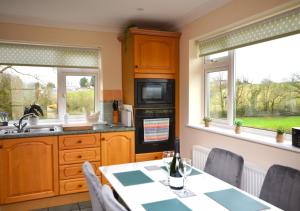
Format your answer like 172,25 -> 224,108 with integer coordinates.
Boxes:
0,137 -> 59,204
134,34 -> 177,74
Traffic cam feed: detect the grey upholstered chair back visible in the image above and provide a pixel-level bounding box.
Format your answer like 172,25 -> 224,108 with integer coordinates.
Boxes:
82,161 -> 105,211
260,165 -> 300,211
102,184 -> 127,211
204,148 -> 244,187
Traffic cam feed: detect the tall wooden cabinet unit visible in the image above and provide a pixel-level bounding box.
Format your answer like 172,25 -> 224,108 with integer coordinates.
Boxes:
121,28 -> 180,161
0,137 -> 59,204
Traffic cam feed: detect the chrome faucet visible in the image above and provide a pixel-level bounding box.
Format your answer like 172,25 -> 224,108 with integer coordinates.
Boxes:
13,113 -> 36,133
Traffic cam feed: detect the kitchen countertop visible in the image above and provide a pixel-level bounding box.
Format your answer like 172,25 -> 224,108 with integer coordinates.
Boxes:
0,124 -> 135,140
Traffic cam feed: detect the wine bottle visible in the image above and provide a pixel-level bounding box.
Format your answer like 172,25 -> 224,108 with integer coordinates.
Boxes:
169,141 -> 183,190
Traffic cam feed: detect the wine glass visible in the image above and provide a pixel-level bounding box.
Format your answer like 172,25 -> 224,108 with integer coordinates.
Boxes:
161,151 -> 174,185
179,158 -> 192,196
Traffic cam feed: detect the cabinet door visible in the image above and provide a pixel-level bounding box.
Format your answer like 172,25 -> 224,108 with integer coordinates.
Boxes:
101,132 -> 135,166
134,35 -> 177,74
0,137 -> 59,204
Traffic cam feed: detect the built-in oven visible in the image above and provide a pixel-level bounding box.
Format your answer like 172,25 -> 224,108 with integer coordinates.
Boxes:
135,108 -> 175,153
135,79 -> 175,108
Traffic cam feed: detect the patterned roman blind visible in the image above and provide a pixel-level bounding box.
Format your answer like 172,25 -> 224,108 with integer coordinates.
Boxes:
198,7 -> 300,56
0,43 -> 99,68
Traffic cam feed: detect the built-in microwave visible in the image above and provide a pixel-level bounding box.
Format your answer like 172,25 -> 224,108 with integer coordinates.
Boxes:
134,79 -> 175,108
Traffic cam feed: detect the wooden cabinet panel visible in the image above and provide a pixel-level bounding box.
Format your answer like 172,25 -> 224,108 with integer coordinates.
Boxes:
0,137 -> 59,204
59,133 -> 100,150
135,152 -> 163,162
59,148 -> 100,165
101,131 -> 135,167
134,35 -> 176,74
59,162 -> 100,180
60,178 -> 88,195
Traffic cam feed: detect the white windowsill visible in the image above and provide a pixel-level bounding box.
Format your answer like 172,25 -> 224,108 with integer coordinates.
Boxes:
187,124 -> 300,153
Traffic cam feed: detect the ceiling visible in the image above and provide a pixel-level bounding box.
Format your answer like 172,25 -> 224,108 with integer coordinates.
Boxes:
0,0 -> 231,32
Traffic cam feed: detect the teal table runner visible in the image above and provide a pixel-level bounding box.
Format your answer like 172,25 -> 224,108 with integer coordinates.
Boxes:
113,170 -> 154,186
205,188 -> 270,211
142,198 -> 192,211
160,166 -> 202,176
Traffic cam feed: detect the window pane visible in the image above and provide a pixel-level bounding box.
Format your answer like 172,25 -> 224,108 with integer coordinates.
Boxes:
207,70 -> 228,119
66,75 -> 95,116
0,65 -> 57,120
235,34 -> 300,133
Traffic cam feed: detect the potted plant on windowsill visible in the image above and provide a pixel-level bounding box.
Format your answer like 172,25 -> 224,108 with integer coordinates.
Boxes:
203,117 -> 212,127
24,103 -> 44,125
234,119 -> 243,134
276,127 -> 285,143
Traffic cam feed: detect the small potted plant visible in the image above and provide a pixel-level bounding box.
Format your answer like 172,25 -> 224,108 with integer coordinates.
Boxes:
0,112 -> 8,126
24,103 -> 44,125
203,117 -> 212,127
234,119 -> 243,134
276,127 -> 285,143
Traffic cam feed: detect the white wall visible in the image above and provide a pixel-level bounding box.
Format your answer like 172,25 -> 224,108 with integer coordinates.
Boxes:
179,0 -> 300,171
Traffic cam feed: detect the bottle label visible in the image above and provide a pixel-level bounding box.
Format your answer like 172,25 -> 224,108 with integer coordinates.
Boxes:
169,176 -> 183,188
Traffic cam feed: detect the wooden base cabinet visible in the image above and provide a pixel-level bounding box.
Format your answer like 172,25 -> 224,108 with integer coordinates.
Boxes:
101,131 -> 135,184
0,137 -> 59,204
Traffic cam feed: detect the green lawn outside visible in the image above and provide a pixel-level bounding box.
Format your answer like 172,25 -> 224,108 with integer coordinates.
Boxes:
239,116 -> 300,134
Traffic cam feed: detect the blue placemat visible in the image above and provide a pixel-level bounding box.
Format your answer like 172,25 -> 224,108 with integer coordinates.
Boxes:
205,188 -> 270,211
160,166 -> 202,176
142,198 -> 192,211
113,170 -> 154,186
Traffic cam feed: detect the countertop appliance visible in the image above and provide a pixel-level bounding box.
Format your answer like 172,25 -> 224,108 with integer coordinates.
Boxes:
135,78 -> 175,108
292,127 -> 300,148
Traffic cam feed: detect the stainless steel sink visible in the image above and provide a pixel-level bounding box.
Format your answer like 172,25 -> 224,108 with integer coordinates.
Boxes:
1,126 -> 59,134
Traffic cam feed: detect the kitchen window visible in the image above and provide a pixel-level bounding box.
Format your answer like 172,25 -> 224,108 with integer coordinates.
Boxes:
203,33 -> 300,134
0,65 -> 98,121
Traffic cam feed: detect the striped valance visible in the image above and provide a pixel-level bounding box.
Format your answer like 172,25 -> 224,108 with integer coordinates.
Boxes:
198,7 -> 300,57
0,43 -> 99,68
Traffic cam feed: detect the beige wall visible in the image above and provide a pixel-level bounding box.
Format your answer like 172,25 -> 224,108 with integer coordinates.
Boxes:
0,22 -> 121,91
180,0 -> 300,171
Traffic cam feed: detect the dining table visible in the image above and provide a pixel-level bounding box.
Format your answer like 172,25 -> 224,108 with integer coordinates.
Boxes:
99,160 -> 281,211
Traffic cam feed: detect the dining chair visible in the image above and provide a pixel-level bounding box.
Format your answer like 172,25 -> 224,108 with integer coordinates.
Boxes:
102,184 -> 127,211
259,164 -> 300,211
82,161 -> 105,211
204,148 -> 244,187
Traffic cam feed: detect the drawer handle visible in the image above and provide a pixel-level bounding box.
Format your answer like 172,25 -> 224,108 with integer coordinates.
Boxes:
77,140 -> 82,144
101,137 -> 105,141
135,65 -> 138,68
0,145 -> 2,149
78,184 -> 83,188
154,156 -> 158,159
78,170 -> 82,173
77,155 -> 83,159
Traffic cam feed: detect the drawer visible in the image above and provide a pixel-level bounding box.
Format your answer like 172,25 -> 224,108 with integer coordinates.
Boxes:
59,148 -> 100,165
135,152 -> 163,162
60,178 -> 88,195
59,161 -> 100,180
59,134 -> 100,150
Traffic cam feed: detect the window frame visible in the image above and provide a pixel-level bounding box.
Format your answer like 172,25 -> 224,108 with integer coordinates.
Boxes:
204,51 -> 234,125
57,68 -> 99,121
